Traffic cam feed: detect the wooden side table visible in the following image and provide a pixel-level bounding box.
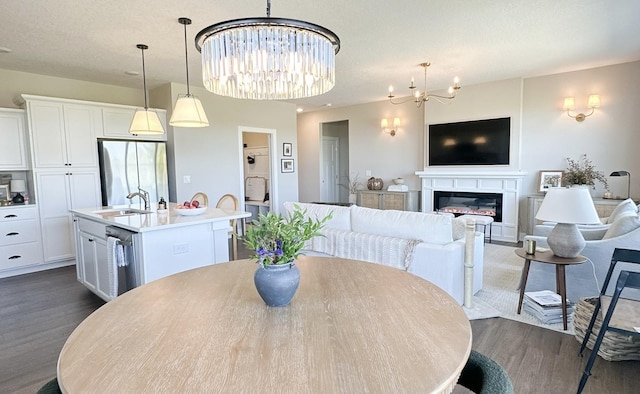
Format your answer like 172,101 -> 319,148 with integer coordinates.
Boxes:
515,248 -> 587,330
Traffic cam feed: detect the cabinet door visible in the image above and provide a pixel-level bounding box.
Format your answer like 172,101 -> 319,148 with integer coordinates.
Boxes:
63,104 -> 99,167
103,107 -> 167,141
36,171 -> 74,261
78,231 -> 98,293
68,170 -> 101,210
382,193 -> 405,210
94,237 -> 111,301
0,109 -> 28,170
360,192 -> 380,209
29,101 -> 67,168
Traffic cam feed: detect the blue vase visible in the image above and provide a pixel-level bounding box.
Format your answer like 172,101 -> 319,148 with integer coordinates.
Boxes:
254,261 -> 300,307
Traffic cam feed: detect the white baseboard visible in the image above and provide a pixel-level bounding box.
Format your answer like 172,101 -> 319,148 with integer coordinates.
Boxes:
0,260 -> 75,279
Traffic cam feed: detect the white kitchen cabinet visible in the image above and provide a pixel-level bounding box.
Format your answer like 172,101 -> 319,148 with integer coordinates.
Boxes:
0,205 -> 43,271
36,170 -> 101,262
0,108 -> 29,170
74,217 -> 109,300
102,106 -> 167,141
27,100 -> 100,168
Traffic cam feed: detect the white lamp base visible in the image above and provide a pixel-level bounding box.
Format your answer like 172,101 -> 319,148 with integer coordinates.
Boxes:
547,223 -> 586,258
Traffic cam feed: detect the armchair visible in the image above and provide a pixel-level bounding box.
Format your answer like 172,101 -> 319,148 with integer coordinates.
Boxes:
524,213 -> 640,302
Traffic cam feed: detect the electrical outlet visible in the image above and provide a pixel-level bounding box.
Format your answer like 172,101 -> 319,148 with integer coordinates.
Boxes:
183,175 -> 191,184
173,243 -> 188,254
365,170 -> 371,177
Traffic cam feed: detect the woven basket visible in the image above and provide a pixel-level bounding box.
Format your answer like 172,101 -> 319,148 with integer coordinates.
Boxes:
573,297 -> 640,361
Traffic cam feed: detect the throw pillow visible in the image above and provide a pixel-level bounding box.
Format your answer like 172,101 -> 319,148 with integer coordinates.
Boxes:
602,214 -> 640,239
452,217 -> 466,240
606,198 -> 637,224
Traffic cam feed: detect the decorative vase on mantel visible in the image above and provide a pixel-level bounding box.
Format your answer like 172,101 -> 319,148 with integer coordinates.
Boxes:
254,260 -> 300,307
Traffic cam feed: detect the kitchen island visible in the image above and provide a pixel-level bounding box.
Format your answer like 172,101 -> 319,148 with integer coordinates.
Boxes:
70,203 -> 250,301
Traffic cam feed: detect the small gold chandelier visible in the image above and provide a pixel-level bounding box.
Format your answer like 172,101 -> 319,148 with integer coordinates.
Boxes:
387,62 -> 461,108
195,0 -> 341,100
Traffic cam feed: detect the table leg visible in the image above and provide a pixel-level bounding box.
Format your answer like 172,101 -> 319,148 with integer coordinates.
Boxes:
556,264 -> 568,330
517,259 -> 531,314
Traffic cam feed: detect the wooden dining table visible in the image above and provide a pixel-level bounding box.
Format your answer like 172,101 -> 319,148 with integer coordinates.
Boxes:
57,256 -> 472,393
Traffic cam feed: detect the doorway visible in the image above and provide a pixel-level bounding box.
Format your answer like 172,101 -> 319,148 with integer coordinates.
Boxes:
320,120 -> 349,203
238,127 -> 278,229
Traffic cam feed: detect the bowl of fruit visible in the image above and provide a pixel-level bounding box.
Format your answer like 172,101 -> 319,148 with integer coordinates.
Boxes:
175,200 -> 207,216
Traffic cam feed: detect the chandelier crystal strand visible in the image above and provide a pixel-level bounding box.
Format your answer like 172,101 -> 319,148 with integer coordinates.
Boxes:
196,1 -> 339,100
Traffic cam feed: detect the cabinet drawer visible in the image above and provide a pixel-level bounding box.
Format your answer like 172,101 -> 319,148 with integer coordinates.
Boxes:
0,206 -> 37,222
0,219 -> 39,246
0,241 -> 44,270
77,217 -> 107,239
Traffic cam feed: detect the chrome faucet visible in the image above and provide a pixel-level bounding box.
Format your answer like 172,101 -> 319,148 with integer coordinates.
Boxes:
126,188 -> 149,210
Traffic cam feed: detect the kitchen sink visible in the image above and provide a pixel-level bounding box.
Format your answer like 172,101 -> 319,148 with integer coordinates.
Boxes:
93,208 -> 151,218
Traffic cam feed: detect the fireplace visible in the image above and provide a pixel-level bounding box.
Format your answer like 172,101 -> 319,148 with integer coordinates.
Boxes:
433,191 -> 503,222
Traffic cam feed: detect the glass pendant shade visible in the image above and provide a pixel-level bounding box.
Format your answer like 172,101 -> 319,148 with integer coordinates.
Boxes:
197,18 -> 340,100
130,109 -> 164,135
170,94 -> 209,127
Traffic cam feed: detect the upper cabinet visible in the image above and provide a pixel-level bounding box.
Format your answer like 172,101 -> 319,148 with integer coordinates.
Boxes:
26,99 -> 101,169
102,106 -> 167,141
0,108 -> 29,170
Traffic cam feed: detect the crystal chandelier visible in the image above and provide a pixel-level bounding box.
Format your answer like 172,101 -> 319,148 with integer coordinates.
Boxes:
195,0 -> 341,100
388,62 -> 461,108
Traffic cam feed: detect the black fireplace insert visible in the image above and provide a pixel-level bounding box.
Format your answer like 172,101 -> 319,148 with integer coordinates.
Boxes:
433,191 -> 503,222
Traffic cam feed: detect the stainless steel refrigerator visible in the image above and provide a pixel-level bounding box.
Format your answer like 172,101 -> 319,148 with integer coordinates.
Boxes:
98,140 -> 169,206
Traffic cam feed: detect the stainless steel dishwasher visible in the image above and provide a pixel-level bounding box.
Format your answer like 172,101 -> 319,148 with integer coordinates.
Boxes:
105,226 -> 142,293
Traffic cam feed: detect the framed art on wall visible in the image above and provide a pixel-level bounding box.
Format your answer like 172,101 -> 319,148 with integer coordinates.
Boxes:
538,170 -> 563,192
283,142 -> 292,157
281,159 -> 294,173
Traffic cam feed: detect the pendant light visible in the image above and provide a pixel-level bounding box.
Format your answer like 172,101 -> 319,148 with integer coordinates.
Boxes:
170,17 -> 209,127
129,44 -> 165,135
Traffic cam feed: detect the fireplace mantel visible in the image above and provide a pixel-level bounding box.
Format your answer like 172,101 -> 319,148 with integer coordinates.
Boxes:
415,169 -> 526,242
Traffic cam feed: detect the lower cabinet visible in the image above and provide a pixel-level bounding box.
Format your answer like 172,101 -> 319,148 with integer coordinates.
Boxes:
0,205 -> 44,272
75,218 -> 109,301
357,190 -> 420,211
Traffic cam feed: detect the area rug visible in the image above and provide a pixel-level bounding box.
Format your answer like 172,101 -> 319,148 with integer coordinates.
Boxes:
463,243 -> 575,335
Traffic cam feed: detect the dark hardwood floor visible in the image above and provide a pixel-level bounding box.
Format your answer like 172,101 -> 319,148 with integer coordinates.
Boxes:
2,251 -> 638,393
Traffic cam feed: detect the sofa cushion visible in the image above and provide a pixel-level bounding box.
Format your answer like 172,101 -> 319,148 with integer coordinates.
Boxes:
603,213 -> 640,239
350,205 -> 453,244
606,198 -> 638,224
283,202 -> 351,230
452,217 -> 467,241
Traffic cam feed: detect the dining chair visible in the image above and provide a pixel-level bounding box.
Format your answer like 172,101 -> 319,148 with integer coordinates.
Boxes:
577,248 -> 640,394
190,191 -> 209,207
37,377 -> 61,394
457,350 -> 514,394
216,194 -> 240,260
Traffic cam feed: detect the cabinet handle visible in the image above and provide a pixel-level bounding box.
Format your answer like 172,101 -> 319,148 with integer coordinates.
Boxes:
3,214 -> 17,218
5,232 -> 19,237
88,238 -> 94,242
8,255 -> 22,260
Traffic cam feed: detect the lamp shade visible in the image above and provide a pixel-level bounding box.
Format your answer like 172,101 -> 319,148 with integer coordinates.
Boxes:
129,109 -> 164,135
170,94 -> 209,127
536,187 -> 600,224
10,179 -> 25,193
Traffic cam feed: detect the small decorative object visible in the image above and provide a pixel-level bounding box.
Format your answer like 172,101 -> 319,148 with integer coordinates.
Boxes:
562,154 -> 609,191
283,142 -> 292,157
10,180 -> 26,204
367,177 -> 384,190
392,177 -> 405,185
281,159 -> 294,173
538,170 -> 563,192
243,206 -> 331,307
339,173 -> 361,204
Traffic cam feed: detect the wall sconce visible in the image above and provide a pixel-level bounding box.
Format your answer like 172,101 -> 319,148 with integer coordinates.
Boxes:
563,94 -> 600,122
381,117 -> 400,136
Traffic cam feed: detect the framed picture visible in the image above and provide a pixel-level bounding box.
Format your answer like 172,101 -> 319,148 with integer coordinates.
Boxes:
283,142 -> 292,157
281,159 -> 294,173
0,184 -> 8,201
538,170 -> 563,192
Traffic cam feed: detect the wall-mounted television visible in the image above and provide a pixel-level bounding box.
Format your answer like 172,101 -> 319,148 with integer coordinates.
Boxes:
428,117 -> 510,166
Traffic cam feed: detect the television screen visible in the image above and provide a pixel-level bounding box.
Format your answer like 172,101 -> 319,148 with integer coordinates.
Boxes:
428,117 -> 510,166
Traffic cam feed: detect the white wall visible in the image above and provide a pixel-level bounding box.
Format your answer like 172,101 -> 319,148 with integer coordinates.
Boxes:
297,99 -> 424,202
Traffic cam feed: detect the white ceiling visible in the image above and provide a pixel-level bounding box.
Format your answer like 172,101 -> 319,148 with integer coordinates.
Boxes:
1,0 -> 639,111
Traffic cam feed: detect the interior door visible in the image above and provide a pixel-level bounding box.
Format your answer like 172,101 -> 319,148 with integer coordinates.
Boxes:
320,137 -> 339,202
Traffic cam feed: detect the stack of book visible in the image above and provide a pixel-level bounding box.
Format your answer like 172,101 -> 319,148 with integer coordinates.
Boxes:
523,290 -> 574,324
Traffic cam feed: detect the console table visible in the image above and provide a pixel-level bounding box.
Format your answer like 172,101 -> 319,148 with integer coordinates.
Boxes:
58,256 -> 471,393
357,190 -> 420,211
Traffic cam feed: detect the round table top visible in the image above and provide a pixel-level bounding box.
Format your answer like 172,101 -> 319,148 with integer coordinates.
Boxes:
58,256 -> 472,393
515,248 -> 586,265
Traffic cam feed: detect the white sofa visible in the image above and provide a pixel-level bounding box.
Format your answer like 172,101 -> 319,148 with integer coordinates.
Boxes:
284,202 -> 484,305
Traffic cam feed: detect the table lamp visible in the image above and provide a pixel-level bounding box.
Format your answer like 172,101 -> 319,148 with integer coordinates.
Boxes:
10,180 -> 26,203
535,187 -> 600,258
609,171 -> 631,199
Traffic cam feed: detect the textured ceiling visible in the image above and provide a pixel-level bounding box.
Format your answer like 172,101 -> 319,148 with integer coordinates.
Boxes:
1,0 -> 639,111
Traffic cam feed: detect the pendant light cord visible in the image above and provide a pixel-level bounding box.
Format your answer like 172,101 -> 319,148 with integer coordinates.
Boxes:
137,44 -> 149,110
183,21 -> 191,95
266,0 -> 271,18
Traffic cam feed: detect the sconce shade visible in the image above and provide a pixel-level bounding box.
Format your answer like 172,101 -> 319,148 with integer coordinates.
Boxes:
130,109 -> 165,135
563,97 -> 575,111
381,118 -> 388,128
536,187 -> 600,257
393,117 -> 400,128
587,94 -> 601,108
170,94 -> 209,127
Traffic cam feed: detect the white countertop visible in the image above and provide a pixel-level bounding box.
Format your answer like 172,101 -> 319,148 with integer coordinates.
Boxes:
71,203 -> 251,233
